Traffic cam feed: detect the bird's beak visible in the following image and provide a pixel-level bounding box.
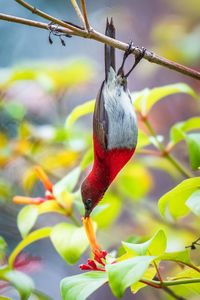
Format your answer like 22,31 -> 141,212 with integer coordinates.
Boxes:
84,207 -> 93,218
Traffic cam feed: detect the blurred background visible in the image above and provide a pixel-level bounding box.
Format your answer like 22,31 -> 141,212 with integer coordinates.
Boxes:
0,0 -> 200,299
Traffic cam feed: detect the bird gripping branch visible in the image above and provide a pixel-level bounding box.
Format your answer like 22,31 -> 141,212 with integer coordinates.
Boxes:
81,18 -> 145,258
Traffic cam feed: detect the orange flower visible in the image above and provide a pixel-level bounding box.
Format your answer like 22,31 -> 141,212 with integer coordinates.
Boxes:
82,216 -> 107,266
13,165 -> 54,205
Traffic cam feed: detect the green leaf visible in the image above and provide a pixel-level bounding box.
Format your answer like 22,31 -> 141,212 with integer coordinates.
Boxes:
38,200 -> 66,215
50,223 -> 89,264
106,256 -> 155,298
158,177 -> 200,219
159,249 -> 191,265
65,100 -> 95,128
60,271 -> 107,300
186,133 -> 200,170
186,189 -> 200,216
170,117 -> 200,144
131,267 -> 156,294
122,230 -> 166,257
17,205 -> 39,238
133,83 -> 196,116
17,202 -> 66,238
3,270 -> 34,300
0,296 -> 11,300
170,267 -> 200,295
9,228 -> 51,267
53,167 -> 81,209
171,267 -> 200,279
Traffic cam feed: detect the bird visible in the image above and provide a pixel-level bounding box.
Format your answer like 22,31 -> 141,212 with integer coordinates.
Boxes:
81,18 -> 145,219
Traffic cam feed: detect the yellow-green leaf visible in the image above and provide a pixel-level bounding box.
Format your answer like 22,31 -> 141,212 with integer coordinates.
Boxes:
186,189 -> 200,216
186,133 -> 200,170
133,83 -> 196,116
61,271 -> 107,300
106,256 -> 155,298
122,229 -> 167,257
158,177 -> 200,219
170,117 -> 200,145
50,223 -> 89,264
17,205 -> 39,238
65,100 -> 95,128
9,228 -> 51,268
131,267 -> 156,294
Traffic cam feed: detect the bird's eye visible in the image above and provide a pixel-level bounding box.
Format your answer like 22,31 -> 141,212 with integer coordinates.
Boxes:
85,199 -> 92,210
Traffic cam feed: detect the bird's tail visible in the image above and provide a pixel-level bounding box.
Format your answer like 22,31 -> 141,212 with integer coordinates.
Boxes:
105,18 -> 116,81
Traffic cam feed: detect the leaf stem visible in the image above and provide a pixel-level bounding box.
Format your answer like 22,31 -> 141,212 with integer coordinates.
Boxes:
141,277 -> 200,288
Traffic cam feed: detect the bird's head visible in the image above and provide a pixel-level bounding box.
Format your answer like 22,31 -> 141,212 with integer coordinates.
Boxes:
81,177 -> 105,218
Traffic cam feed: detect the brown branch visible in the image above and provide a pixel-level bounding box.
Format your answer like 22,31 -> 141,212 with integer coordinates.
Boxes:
14,0 -> 86,35
80,0 -> 90,31
1,10 -> 200,81
70,0 -> 86,29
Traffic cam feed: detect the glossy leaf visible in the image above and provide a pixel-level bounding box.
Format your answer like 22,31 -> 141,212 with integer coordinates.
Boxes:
50,223 -> 89,264
9,228 -> 51,267
122,230 -> 166,257
170,117 -> 200,144
53,167 -> 81,210
131,267 -> 156,294
186,133 -> 200,169
17,205 -> 38,238
133,83 -> 195,116
4,270 -> 34,300
106,256 -> 155,298
159,249 -> 191,264
60,271 -> 107,300
170,267 -> 200,295
65,100 -> 95,128
38,200 -> 65,215
186,189 -> 200,216
158,177 -> 200,219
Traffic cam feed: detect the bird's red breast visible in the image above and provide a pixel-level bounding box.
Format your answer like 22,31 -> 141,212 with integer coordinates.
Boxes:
81,134 -> 135,208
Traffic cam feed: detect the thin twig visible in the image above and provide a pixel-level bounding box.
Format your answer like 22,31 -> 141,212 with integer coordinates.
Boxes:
80,0 -> 90,31
1,11 -> 200,80
70,0 -> 87,30
14,0 -> 85,35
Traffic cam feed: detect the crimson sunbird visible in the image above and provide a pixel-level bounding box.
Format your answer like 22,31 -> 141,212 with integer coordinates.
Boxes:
81,18 -> 145,218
